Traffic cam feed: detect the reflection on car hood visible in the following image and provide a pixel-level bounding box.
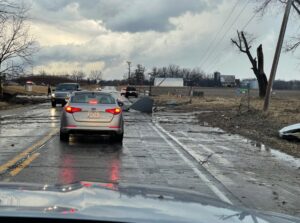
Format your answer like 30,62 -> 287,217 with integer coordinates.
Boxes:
0,182 -> 298,223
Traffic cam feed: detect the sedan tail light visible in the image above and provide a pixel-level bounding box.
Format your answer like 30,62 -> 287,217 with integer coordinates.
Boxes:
105,107 -> 122,115
65,106 -> 82,113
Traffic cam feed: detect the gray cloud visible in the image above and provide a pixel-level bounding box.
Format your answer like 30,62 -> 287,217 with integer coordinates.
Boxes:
79,0 -> 207,32
30,0 -> 209,32
35,44 -> 119,66
28,0 -> 300,80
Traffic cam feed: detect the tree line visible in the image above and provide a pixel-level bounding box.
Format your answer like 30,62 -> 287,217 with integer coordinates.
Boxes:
13,69 -> 103,86
15,64 -> 298,91
127,64 -> 217,87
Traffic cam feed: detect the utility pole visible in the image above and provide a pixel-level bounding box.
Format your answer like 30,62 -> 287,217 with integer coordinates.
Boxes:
148,74 -> 152,96
127,61 -> 131,84
263,0 -> 293,111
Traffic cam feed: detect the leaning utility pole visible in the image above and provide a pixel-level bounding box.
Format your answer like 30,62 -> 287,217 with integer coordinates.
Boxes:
263,0 -> 293,111
127,61 -> 131,84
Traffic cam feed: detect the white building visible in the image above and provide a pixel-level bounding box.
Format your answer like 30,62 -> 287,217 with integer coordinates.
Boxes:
220,75 -> 236,87
154,78 -> 184,87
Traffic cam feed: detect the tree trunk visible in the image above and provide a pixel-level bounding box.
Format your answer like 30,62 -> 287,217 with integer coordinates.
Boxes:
257,74 -> 268,98
256,45 -> 268,98
232,32 -> 269,98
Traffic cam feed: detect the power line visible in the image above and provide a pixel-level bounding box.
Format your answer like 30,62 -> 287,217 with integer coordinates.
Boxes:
242,11 -> 259,30
198,0 -> 240,68
206,45 -> 232,73
202,0 -> 251,71
206,6 -> 259,73
201,0 -> 251,71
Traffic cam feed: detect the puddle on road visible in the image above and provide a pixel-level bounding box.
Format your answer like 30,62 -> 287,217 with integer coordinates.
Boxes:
248,140 -> 300,167
1,112 -> 60,125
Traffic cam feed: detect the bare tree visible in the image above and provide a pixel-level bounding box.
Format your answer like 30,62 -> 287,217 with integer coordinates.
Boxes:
0,2 -> 36,77
232,31 -> 268,98
149,67 -> 159,77
132,64 -> 145,85
168,64 -> 180,77
256,0 -> 300,14
0,0 -> 18,22
257,0 -> 300,51
89,70 -> 102,83
71,70 -> 86,82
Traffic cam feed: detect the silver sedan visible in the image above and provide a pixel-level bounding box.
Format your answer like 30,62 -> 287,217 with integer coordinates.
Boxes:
60,91 -> 124,143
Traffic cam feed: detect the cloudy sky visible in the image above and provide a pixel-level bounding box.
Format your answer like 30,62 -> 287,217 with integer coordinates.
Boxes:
28,0 -> 300,80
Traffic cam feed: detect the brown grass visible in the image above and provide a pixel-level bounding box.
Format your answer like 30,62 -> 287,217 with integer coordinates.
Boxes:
155,94 -> 300,125
4,85 -> 48,95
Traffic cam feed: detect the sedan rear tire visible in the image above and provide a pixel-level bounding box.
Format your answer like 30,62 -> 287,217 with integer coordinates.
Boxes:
60,131 -> 69,142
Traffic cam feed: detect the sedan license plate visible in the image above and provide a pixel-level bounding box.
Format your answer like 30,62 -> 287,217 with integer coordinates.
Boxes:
88,111 -> 100,119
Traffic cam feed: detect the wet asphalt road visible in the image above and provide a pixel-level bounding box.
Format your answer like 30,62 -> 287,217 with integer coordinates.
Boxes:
0,103 -> 300,217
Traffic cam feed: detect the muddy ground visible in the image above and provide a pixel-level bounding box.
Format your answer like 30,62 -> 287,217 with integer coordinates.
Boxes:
0,96 -> 50,110
154,94 -> 300,157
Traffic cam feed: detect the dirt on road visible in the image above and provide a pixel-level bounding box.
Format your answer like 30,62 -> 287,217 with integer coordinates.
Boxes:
154,94 -> 300,157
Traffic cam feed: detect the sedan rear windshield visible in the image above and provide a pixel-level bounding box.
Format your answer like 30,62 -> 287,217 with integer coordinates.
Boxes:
71,93 -> 115,104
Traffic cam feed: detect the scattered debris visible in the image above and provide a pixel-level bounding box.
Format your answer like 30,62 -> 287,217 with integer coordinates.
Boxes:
200,153 -> 214,165
152,106 -> 166,113
282,201 -> 287,205
166,100 -> 178,106
130,96 -> 154,113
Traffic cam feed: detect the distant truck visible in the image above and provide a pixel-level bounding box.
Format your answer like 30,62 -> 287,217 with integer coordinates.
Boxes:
51,83 -> 80,107
121,86 -> 138,98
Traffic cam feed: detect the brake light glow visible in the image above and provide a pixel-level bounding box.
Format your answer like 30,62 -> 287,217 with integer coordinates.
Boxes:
105,107 -> 122,115
88,99 -> 98,105
67,125 -> 77,128
81,182 -> 93,187
65,106 -> 82,113
109,126 -> 120,129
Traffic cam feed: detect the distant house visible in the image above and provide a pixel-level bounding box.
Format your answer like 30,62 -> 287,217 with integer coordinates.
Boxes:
220,75 -> 236,87
154,78 -> 184,87
241,79 -> 259,89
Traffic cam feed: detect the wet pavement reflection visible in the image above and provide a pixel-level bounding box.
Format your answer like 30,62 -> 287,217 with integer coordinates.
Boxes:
57,135 -> 122,185
1,104 -> 300,217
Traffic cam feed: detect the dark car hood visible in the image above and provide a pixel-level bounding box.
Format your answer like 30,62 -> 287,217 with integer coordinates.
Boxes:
0,182 -> 298,223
